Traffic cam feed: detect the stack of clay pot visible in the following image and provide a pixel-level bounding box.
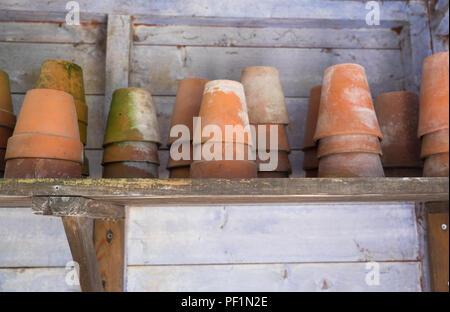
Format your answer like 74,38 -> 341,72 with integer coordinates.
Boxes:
313,64 -> 384,177
4,89 -> 83,178
0,70 -> 16,178
418,51 -> 449,177
374,91 -> 423,177
167,78 -> 208,178
302,86 -> 322,178
190,80 -> 257,178
34,59 -> 90,177
102,88 -> 161,178
241,66 -> 291,178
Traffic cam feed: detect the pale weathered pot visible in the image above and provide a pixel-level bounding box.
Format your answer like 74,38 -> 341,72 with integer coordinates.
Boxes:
191,160 -> 257,178
418,51 -> 449,138
35,60 -> 88,145
313,64 -> 382,141
384,167 -> 423,177
302,147 -> 319,171
318,152 -> 385,177
302,85 -> 322,150
317,134 -> 382,158
257,151 -> 291,173
195,80 -> 253,146
258,171 -> 289,178
254,123 -> 290,152
169,166 -> 191,178
423,152 -> 449,177
104,88 -> 161,145
421,128 -> 449,159
0,70 -> 14,113
241,66 -> 289,124
103,141 -> 159,164
195,142 -> 255,161
5,158 -> 81,178
103,161 -> 159,178
374,91 -> 422,168
5,89 -> 83,178
168,78 -> 209,146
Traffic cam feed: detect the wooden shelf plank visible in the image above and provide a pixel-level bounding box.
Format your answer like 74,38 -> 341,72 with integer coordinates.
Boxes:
0,178 -> 448,208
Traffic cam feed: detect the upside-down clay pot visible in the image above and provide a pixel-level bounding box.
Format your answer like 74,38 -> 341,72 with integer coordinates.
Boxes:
168,78 -> 209,146
103,141 -> 159,164
167,143 -> 194,168
169,166 -> 191,178
0,70 -> 14,112
254,123 -> 290,152
423,152 -> 449,177
418,52 -> 449,138
303,85 -> 322,150
374,91 -> 422,168
317,134 -> 382,158
190,160 -> 257,178
4,89 -> 82,178
313,64 -> 382,142
421,128 -> 449,159
35,60 -> 88,145
103,161 -> 159,178
104,88 -> 161,146
194,142 -> 255,161
241,66 -> 289,124
318,153 -> 385,178
195,80 -> 253,146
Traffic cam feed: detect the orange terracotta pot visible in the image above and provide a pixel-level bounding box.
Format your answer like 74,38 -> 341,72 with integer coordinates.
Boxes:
104,88 -> 161,146
258,171 -> 289,178
304,169 -> 318,178
423,152 -> 449,177
168,78 -> 209,146
241,66 -> 289,124
103,161 -> 159,178
191,160 -> 257,178
169,166 -> 191,178
35,60 -> 88,145
103,141 -> 159,164
302,85 -> 322,150
418,52 -> 449,138
302,147 -> 319,170
384,167 -> 423,177
195,80 -> 253,146
167,142 -> 193,168
0,70 -> 14,113
313,64 -> 382,142
257,151 -> 291,173
421,128 -> 449,159
4,158 -> 81,178
254,123 -> 290,152
317,134 -> 382,158
195,142 -> 255,161
5,89 -> 83,165
318,152 -> 385,177
374,91 -> 422,168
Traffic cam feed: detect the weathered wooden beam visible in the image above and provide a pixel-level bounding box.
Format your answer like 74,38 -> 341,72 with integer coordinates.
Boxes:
31,196 -> 125,219
62,216 -> 104,292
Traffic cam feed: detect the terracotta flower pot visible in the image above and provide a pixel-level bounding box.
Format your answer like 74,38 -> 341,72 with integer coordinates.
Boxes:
191,160 -> 257,178
384,167 -> 423,178
241,66 -> 289,124
195,80 -> 253,146
374,91 -> 422,168
302,85 -> 322,150
168,78 -> 209,146
254,123 -> 290,152
317,134 -> 382,158
4,89 -> 83,178
257,151 -> 291,173
302,147 -> 319,170
103,161 -> 159,178
167,143 -> 194,169
169,166 -> 191,178
318,152 -> 384,178
313,64 -> 382,142
418,52 -> 449,138
304,169 -> 318,178
35,60 -> 88,145
104,88 -> 161,146
0,70 -> 14,113
421,128 -> 449,159
194,142 -> 255,161
103,141 -> 159,164
258,171 -> 289,178
5,158 -> 81,179
423,152 -> 449,177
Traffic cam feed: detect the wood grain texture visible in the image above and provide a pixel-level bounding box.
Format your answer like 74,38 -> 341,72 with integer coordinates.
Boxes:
130,46 -> 404,97
0,268 -> 80,292
427,208 -> 449,292
94,219 -> 125,291
62,216 -> 103,292
0,208 -> 72,267
127,203 -> 419,265
127,261 -> 422,292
